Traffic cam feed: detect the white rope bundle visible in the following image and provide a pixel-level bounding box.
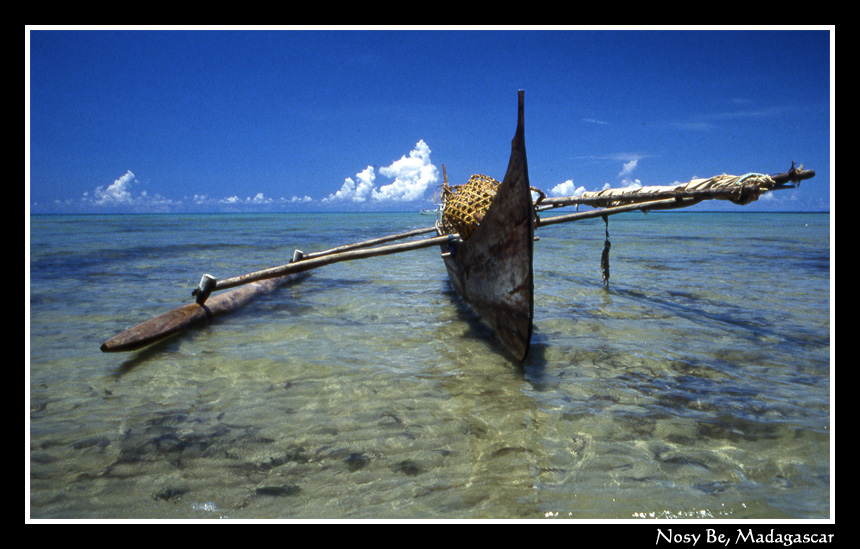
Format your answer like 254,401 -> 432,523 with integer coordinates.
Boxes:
552,173 -> 777,208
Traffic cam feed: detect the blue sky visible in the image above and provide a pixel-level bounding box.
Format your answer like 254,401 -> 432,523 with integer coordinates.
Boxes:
27,27 -> 832,214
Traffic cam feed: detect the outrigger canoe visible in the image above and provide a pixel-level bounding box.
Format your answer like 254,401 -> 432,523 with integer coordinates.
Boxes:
101,90 -> 816,361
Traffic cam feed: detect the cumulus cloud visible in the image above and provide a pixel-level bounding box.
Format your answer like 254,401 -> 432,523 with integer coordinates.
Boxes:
325,165 -> 376,203
374,141 -> 438,201
93,170 -> 138,205
550,179 -> 586,197
84,170 -> 180,210
324,140 -> 439,203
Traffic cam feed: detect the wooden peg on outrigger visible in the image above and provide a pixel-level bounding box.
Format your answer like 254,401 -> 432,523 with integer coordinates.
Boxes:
192,273 -> 217,305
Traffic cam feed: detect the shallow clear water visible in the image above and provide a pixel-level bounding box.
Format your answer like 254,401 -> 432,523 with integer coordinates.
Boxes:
28,212 -> 831,519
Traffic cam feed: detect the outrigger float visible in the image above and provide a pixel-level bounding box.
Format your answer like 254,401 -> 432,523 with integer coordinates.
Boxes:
101,91 -> 816,361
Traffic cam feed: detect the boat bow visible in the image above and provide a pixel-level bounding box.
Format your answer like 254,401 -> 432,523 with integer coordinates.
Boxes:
438,91 -> 535,361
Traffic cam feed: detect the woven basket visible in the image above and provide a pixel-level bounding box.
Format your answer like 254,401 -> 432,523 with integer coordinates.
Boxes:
440,174 -> 500,240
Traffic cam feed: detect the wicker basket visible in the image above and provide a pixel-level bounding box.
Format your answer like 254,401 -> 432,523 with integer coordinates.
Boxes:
440,174 -> 500,240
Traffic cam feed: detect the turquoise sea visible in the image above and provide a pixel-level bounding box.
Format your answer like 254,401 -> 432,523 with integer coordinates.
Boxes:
28,211 -> 831,520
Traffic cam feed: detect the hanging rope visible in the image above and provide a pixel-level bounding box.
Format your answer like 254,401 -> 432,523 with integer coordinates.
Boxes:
601,214 -> 611,289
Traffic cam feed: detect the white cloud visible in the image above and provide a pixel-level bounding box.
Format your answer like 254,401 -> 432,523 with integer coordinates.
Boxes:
613,157 -> 645,189
215,193 -> 278,205
354,166 -> 376,199
619,159 -> 638,177
324,140 -> 439,203
613,178 -> 642,190
549,179 -> 585,197
324,165 -> 376,203
93,170 -> 137,205
326,177 -> 362,203
84,170 -> 180,210
374,140 -> 439,202
77,171 -> 300,212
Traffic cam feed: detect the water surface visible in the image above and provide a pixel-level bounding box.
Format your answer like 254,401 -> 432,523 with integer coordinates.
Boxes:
28,212 -> 831,519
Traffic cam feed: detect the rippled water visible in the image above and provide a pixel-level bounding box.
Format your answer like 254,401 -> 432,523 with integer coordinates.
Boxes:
28,212 -> 831,519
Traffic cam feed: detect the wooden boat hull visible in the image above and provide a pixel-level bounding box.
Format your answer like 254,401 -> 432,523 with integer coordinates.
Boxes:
438,91 -> 535,361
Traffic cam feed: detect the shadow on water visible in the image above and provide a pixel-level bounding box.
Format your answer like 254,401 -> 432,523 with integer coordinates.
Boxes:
439,280 -> 548,377
610,285 -> 823,348
438,283 -> 531,366
110,335 -> 184,376
521,329 -> 547,380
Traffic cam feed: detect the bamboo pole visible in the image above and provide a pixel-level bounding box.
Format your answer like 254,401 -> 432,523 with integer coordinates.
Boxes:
537,196 -> 703,228
299,226 -> 437,260
539,188 -> 745,210
209,233 -> 456,293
